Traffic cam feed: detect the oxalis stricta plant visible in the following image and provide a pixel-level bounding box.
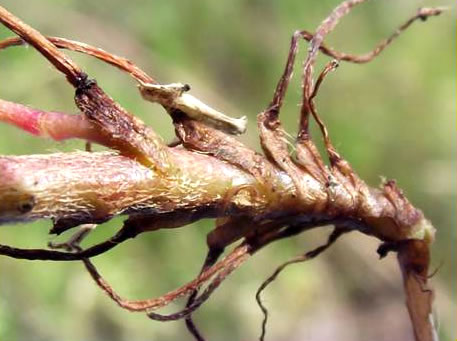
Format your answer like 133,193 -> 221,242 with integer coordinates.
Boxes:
0,1 -> 446,341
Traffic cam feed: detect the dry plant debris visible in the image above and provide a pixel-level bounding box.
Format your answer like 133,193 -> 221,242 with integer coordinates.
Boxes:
0,2 -> 445,341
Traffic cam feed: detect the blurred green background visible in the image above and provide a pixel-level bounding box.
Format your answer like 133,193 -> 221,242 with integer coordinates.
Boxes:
0,0 -> 455,340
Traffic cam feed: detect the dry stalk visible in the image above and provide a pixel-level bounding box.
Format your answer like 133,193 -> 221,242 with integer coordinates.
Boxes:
0,2 -> 444,341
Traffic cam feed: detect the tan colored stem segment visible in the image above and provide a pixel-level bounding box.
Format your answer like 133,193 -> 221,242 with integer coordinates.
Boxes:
0,151 -> 435,245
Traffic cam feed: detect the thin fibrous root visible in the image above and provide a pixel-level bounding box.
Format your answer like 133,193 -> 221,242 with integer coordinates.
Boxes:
184,248 -> 224,341
255,228 -> 345,341
0,4 -> 444,84
81,244 -> 250,312
300,0 -> 369,138
297,7 -> 445,64
185,315 -> 206,341
146,249 -> 247,321
0,226 -> 138,261
298,4 -> 444,138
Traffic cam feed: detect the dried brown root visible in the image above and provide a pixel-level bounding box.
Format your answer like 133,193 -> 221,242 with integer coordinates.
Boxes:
146,248 -> 247,321
1,5 -> 444,82
297,3 -> 445,138
182,218 -> 287,341
297,7 -> 445,64
79,221 -> 285,317
80,243 -> 250,312
145,224 -> 320,324
183,247 -> 226,341
299,0 -> 369,138
0,225 -> 138,261
77,222 -> 312,321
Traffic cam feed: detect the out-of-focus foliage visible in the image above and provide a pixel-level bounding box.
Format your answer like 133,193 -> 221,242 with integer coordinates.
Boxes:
0,1 -> 454,340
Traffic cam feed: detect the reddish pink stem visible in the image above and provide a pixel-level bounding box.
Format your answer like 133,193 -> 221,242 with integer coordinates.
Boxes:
0,98 -> 104,143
